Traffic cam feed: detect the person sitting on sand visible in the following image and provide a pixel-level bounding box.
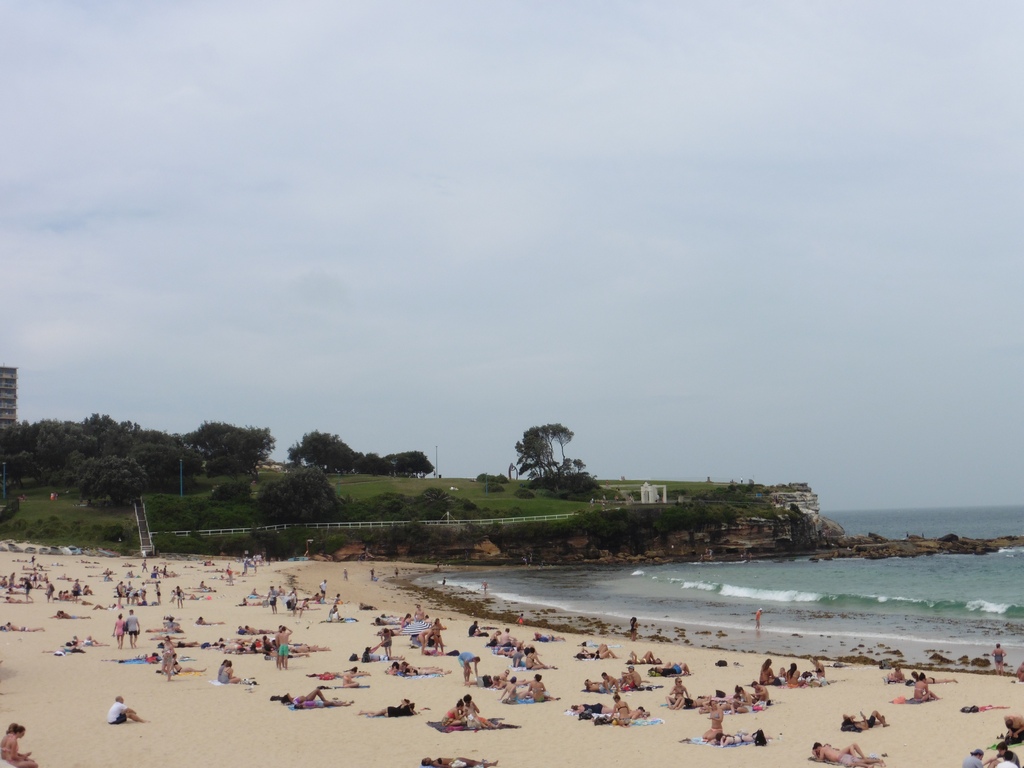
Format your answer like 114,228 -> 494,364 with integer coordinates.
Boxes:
627,650 -> 662,666
273,690 -> 353,708
620,665 -> 645,691
1004,715 -> 1024,744
985,741 -> 1020,768
523,673 -> 557,703
759,658 -> 775,685
461,694 -> 497,729
359,699 -> 417,718
610,694 -> 632,722
583,672 -> 619,694
751,682 -> 772,705
1015,662 -> 1024,684
841,711 -> 888,731
524,647 -> 554,670
107,695 -> 146,724
420,757 -> 497,767
1,723 -> 38,768
911,672 -> 940,702
702,699 -> 724,741
441,700 -> 467,727
885,665 -> 905,683
811,742 -> 886,766
666,678 -> 692,710
218,660 -> 242,684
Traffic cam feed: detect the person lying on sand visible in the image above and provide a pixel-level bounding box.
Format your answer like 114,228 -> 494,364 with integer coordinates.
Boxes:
707,731 -> 757,746
358,699 -> 417,718
841,711 -> 888,731
811,742 -> 886,766
51,610 -> 89,619
583,673 -> 619,694
532,633 -> 564,642
421,757 -> 497,767
628,650 -> 662,665
2,623 -> 43,632
570,702 -> 613,716
272,690 -> 353,708
649,661 -> 691,677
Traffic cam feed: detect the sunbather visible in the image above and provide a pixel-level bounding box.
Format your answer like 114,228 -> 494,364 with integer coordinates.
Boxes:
811,742 -> 886,766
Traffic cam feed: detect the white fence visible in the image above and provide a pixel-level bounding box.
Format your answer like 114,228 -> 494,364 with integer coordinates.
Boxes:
152,512 -> 581,538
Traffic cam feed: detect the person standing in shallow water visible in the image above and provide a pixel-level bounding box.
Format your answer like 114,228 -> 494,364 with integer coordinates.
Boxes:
629,617 -> 638,642
992,643 -> 1006,675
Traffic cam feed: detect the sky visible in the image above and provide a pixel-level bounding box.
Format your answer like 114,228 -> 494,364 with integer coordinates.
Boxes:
2,2 -> 1022,511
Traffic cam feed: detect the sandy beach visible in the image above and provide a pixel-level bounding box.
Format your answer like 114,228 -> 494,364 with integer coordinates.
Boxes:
0,550 -> 1017,768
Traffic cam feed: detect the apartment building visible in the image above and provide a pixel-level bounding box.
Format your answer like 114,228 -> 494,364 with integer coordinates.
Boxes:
0,367 -> 16,428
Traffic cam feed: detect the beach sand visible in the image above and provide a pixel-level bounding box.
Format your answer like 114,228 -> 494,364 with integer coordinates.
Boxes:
0,551 -> 1016,767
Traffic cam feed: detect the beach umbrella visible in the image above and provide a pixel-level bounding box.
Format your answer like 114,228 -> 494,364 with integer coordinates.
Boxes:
401,620 -> 431,636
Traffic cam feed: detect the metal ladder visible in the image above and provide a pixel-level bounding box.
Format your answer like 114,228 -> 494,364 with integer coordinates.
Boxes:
134,499 -> 154,557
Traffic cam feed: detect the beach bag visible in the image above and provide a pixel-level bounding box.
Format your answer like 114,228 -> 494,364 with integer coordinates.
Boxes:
481,675 -> 493,688
753,729 -> 767,746
716,660 -> 728,667
348,654 -> 358,662
578,711 -> 593,720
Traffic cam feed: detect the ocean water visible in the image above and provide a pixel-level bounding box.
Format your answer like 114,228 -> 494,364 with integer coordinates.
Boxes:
424,505 -> 1024,666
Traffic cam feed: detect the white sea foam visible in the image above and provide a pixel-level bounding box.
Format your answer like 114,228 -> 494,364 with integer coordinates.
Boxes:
631,570 -> 645,576
965,599 -> 1011,614
718,584 -> 822,603
678,580 -> 718,592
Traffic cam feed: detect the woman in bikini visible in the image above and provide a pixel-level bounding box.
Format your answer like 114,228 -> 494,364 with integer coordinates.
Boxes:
1,723 -> 37,768
611,693 -> 632,722
703,699 -> 724,741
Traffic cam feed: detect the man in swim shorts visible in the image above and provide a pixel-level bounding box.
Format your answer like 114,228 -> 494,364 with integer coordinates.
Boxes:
107,696 -> 146,724
457,651 -> 480,686
276,626 -> 292,670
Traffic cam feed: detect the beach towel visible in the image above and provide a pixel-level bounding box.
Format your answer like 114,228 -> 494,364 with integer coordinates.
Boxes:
627,718 -> 664,727
891,696 -> 927,704
682,737 -> 753,747
399,673 -> 446,679
426,719 -> 521,733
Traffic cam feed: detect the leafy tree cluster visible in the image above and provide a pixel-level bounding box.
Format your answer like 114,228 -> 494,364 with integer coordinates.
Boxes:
287,432 -> 432,477
514,424 -> 599,495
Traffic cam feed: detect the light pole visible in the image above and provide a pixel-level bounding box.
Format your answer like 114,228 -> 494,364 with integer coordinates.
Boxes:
2,462 -> 6,500
179,459 -> 184,497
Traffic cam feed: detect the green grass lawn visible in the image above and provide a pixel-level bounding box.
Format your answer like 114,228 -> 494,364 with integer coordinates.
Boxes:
0,472 -> 739,548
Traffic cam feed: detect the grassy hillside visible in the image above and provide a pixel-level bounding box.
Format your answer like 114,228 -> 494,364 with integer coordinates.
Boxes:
0,472 -> 752,553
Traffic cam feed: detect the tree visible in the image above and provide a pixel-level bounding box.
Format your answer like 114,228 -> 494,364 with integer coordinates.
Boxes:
34,420 -> 96,484
77,456 -> 147,505
0,421 -> 39,489
386,451 -> 434,476
354,452 -> 391,476
80,414 -> 141,457
257,467 -> 341,524
130,431 -> 203,491
185,422 -> 275,480
287,431 -> 357,473
515,423 -> 597,493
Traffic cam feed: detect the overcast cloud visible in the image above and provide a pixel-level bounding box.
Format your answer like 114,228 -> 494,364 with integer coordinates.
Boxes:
2,2 -> 1022,510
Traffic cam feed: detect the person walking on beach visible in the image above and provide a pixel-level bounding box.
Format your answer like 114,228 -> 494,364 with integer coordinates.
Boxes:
755,608 -> 762,630
629,617 -> 637,642
107,695 -> 146,724
113,613 -> 125,650
124,609 -> 140,649
993,644 -> 1007,675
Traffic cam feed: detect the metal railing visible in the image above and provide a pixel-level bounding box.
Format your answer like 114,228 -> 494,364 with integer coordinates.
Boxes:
152,512 -> 583,538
